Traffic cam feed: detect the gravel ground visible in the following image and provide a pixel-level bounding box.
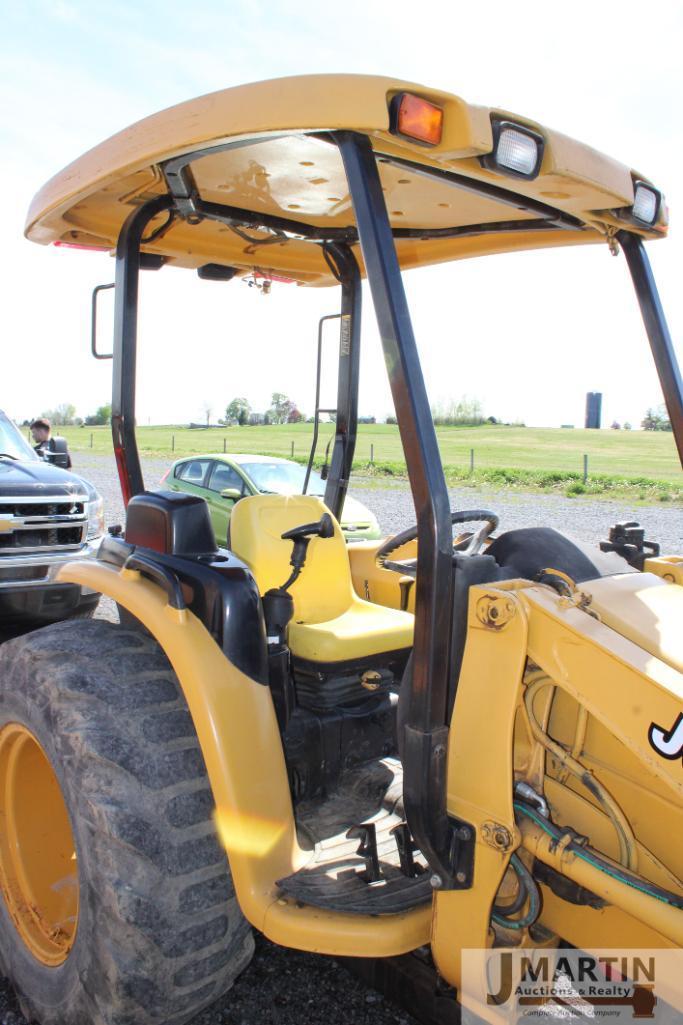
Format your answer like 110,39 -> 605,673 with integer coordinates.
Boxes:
81,453 -> 680,553
0,453 -> 680,1025
80,453 -> 680,626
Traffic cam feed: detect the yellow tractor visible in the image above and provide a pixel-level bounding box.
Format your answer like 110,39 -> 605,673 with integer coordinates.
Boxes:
1,76 -> 681,1024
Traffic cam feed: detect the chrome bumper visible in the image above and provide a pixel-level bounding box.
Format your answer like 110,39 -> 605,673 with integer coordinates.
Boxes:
0,536 -> 102,594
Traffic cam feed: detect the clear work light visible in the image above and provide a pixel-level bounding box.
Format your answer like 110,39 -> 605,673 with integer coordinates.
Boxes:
480,119 -> 545,180
631,181 -> 661,225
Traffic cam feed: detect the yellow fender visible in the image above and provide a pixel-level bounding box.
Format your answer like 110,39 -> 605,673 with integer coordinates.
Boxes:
58,560 -> 431,956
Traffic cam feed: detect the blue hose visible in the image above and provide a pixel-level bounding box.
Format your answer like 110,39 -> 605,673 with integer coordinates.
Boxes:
491,852 -> 542,930
514,801 -> 683,910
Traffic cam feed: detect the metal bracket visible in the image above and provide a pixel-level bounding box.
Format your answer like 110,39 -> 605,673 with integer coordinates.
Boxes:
446,817 -> 476,888
481,821 -> 514,853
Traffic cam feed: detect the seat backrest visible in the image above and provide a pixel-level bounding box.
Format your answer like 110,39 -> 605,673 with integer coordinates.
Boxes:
229,494 -> 354,623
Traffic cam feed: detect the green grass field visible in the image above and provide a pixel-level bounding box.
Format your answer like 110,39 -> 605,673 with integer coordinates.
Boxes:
57,422 -> 681,500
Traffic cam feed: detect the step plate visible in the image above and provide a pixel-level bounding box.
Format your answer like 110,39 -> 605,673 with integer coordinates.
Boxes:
277,757 -> 433,914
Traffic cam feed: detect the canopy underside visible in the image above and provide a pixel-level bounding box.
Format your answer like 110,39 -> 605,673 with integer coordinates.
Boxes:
25,75 -> 666,286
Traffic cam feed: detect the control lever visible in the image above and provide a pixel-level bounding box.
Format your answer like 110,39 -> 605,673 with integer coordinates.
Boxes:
262,513 -> 334,643
279,513 -> 334,592
262,513 -> 335,733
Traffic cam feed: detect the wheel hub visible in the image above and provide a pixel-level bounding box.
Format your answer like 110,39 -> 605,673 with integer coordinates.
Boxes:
0,723 -> 79,965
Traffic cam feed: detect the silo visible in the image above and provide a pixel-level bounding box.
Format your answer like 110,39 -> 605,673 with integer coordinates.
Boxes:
585,392 -> 602,429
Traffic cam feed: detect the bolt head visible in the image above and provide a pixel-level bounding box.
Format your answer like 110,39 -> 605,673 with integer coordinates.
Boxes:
456,871 -> 467,884
457,826 -> 471,841
430,874 -> 443,890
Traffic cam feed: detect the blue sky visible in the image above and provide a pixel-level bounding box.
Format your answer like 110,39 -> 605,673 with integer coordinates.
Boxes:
2,0 -> 682,428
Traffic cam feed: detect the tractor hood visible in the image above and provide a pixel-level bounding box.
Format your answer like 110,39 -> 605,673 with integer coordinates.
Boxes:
581,572 -> 683,675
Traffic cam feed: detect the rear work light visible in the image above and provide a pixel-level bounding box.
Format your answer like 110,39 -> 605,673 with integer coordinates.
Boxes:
54,240 -> 110,252
631,181 -> 661,226
389,93 -> 443,146
480,119 -> 544,180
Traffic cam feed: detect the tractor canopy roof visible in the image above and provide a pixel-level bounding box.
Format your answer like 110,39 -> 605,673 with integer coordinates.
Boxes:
26,74 -> 667,287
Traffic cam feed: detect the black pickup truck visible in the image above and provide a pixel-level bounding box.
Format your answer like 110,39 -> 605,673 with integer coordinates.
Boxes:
0,410 -> 103,625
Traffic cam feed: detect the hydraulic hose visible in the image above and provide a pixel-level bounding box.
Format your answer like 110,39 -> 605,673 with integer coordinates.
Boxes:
523,677 -> 638,871
491,853 -> 542,931
516,802 -> 683,910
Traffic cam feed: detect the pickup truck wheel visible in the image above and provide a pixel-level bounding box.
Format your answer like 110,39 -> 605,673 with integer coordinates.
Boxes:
0,619 -> 253,1025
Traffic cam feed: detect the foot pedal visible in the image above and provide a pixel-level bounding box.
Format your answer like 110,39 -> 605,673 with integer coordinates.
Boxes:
391,822 -> 425,878
347,822 -> 381,883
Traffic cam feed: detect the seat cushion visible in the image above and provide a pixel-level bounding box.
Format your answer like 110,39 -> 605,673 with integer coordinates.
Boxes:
288,595 -> 414,663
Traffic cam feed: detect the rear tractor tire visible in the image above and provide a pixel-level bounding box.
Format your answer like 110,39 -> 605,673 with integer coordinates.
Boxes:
0,619 -> 254,1025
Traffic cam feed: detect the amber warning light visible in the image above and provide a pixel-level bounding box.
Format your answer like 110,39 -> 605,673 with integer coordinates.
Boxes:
390,93 -> 443,146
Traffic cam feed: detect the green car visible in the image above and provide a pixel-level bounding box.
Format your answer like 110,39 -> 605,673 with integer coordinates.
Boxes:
161,454 -> 381,545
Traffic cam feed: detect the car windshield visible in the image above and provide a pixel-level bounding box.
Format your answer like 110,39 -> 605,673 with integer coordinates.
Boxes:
241,461 -> 324,496
0,412 -> 37,461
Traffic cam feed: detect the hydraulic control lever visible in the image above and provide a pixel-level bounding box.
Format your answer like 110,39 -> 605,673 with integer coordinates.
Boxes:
262,513 -> 334,733
279,513 -> 334,592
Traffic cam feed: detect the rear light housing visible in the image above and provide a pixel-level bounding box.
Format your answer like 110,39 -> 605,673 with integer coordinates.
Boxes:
480,118 -> 545,180
612,180 -> 663,229
389,93 -> 444,147
54,240 -> 110,252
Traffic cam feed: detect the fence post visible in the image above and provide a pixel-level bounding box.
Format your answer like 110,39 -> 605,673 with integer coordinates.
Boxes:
583,453 -> 588,484
172,435 -> 175,453
370,443 -> 374,465
470,448 -> 475,474
291,441 -> 294,458
223,437 -> 226,453
90,433 -> 93,448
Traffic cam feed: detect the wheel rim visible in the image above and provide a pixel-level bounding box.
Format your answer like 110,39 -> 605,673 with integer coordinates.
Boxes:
0,723 -> 79,965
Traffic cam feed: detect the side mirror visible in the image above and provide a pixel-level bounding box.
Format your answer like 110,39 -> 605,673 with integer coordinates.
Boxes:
43,437 -> 71,469
221,488 -> 242,502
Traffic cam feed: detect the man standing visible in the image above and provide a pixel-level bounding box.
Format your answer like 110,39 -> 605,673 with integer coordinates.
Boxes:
30,418 -> 72,469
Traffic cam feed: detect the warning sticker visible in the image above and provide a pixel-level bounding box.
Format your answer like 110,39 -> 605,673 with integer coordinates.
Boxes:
340,315 -> 351,356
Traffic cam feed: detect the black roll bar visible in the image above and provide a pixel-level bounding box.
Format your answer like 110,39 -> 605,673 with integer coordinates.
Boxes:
108,139 -> 680,892
321,243 -> 361,521
618,231 -> 683,466
303,313 -> 341,496
335,131 -> 456,885
111,194 -> 172,504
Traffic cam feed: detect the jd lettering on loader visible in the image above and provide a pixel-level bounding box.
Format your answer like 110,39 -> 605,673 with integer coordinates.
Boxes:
1,76 -> 682,1025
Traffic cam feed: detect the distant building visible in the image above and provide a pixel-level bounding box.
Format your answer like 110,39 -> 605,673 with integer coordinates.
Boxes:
585,392 -> 602,429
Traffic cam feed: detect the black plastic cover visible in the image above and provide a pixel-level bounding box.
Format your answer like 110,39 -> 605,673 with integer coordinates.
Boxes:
487,527 -> 634,584
99,532 -> 268,685
197,263 -> 238,281
125,491 -> 217,556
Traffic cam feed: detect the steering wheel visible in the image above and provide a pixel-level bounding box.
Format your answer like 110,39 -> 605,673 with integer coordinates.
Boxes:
376,509 -> 499,577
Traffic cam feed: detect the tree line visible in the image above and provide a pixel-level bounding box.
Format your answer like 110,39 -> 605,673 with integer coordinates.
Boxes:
22,397 -> 673,432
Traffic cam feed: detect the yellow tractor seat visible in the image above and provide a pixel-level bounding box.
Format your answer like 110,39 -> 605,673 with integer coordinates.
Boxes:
229,494 -> 414,664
